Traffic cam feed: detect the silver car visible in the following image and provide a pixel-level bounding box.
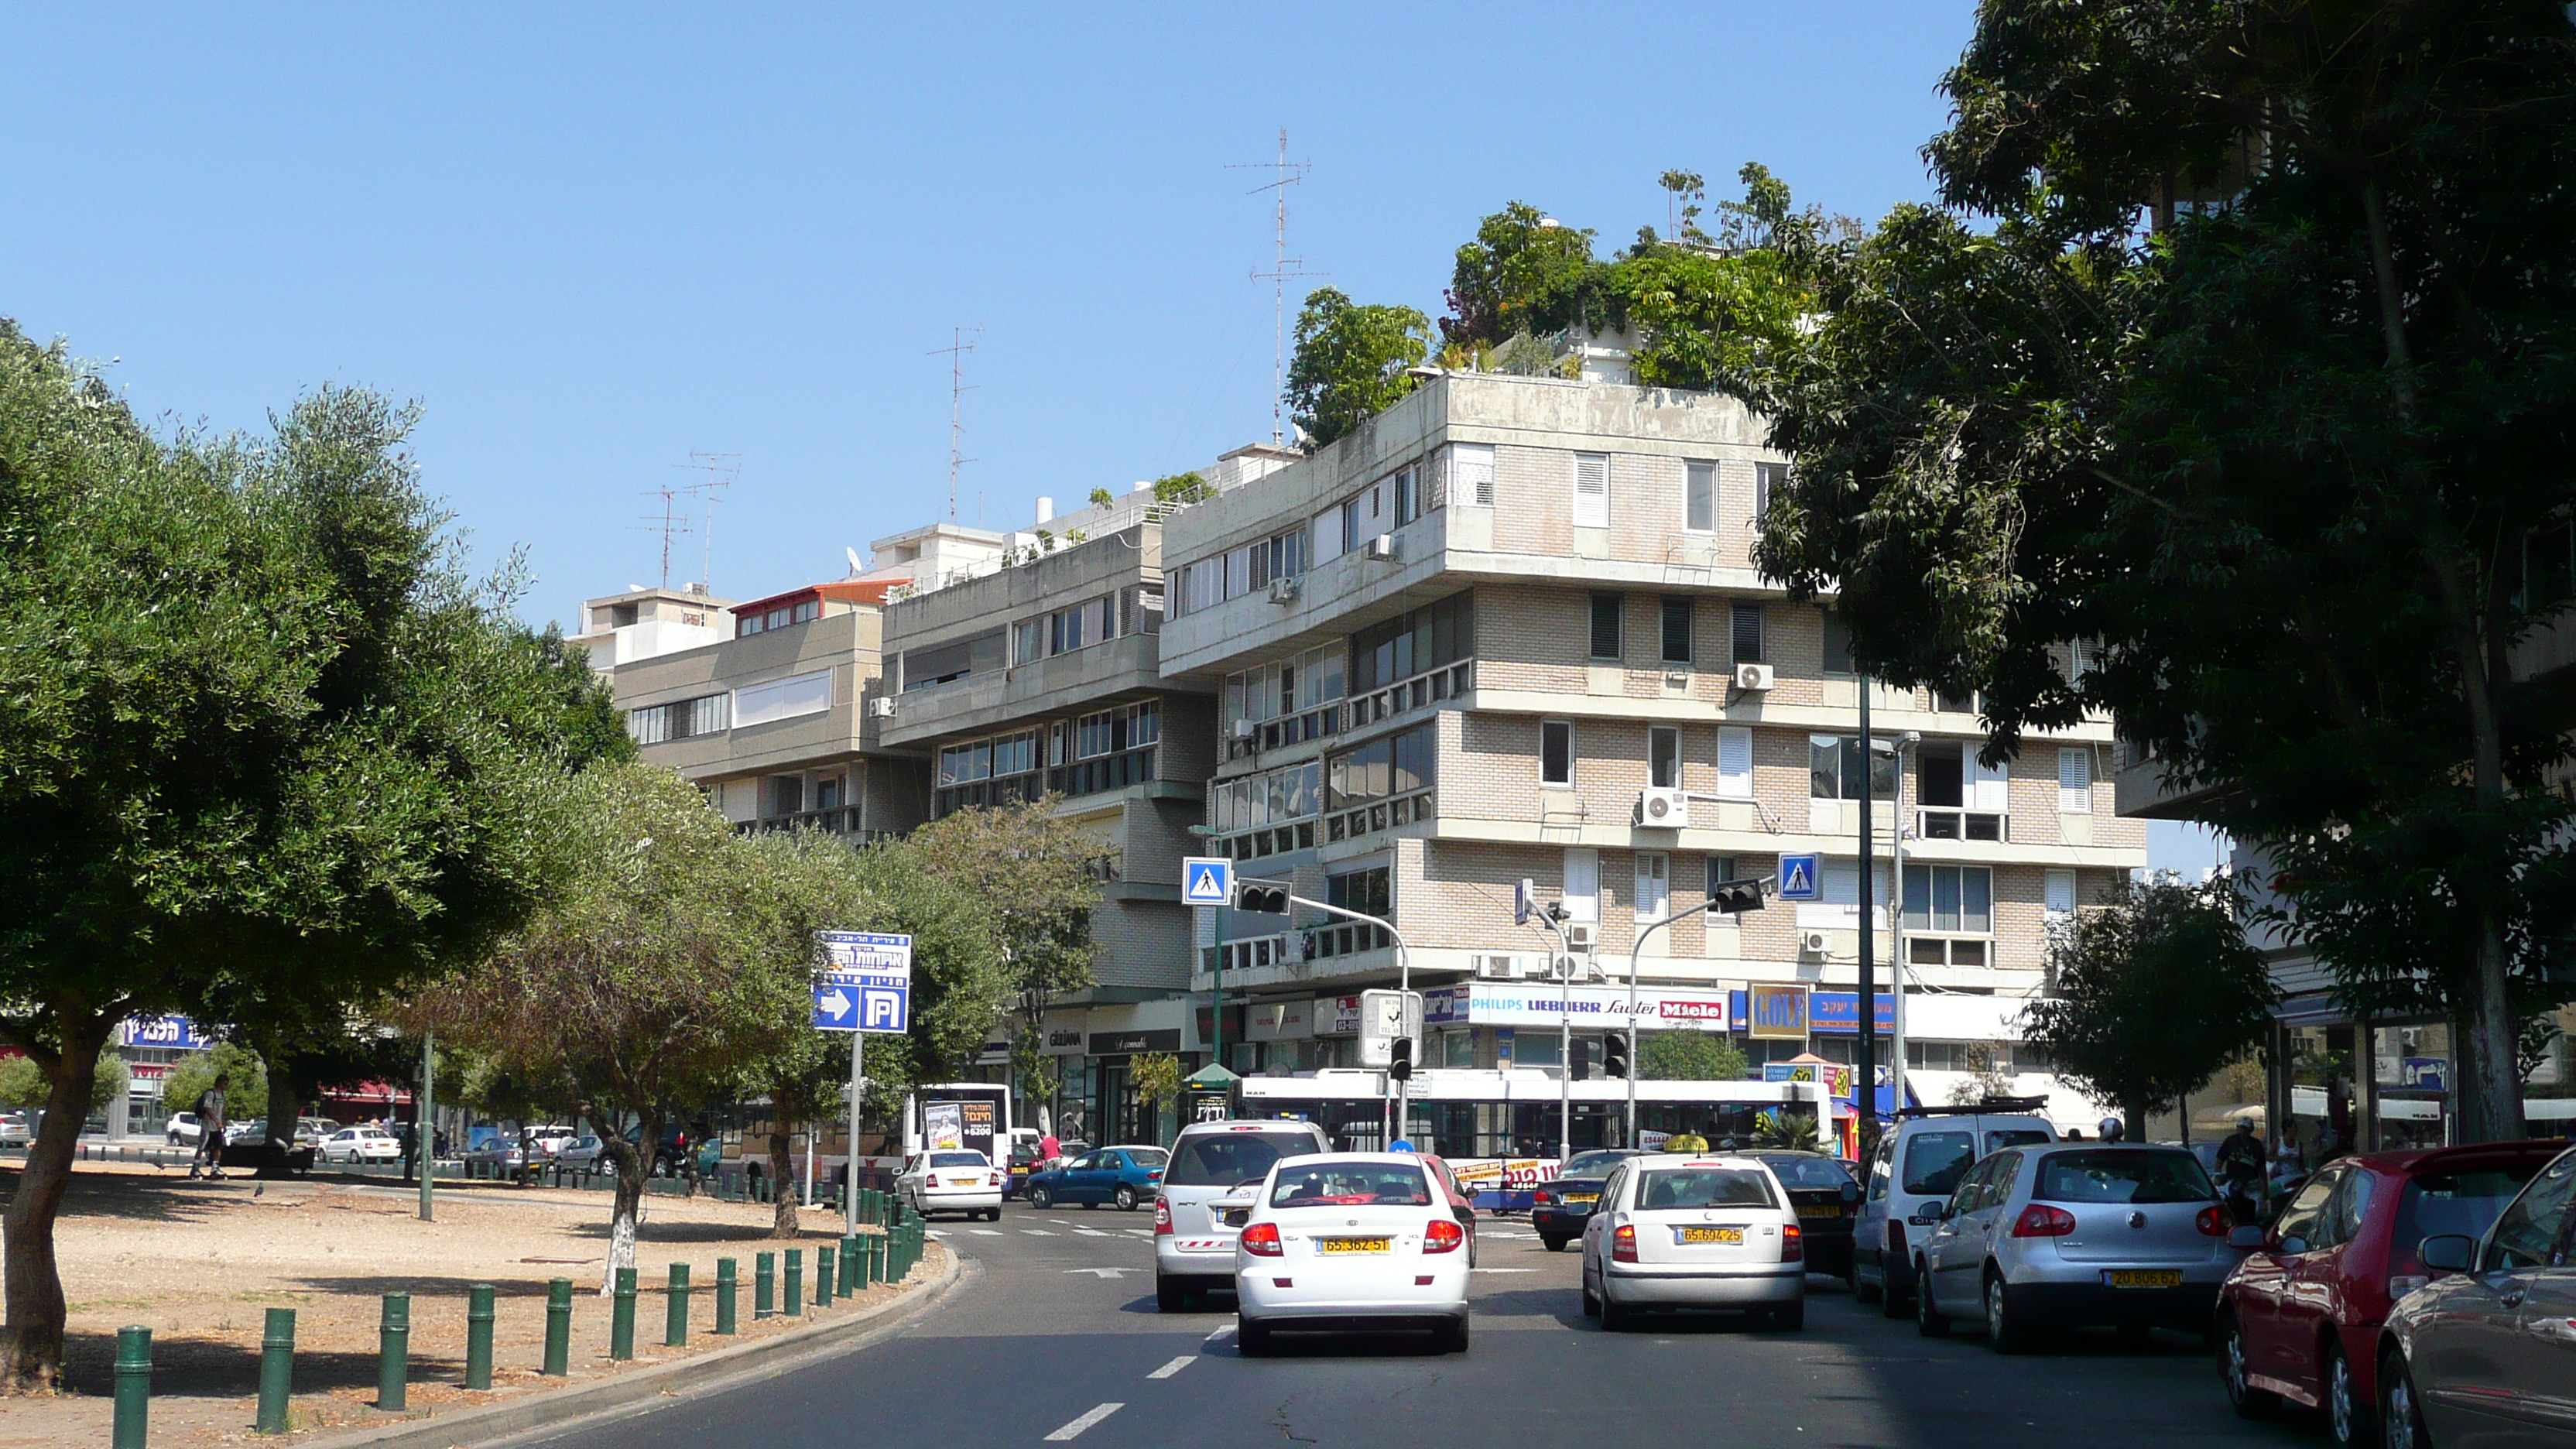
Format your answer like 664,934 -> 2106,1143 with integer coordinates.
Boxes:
1153,1119 -> 1331,1312
1912,1142 -> 2239,1350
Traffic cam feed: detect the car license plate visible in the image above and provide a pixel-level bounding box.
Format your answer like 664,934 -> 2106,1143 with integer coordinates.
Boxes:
2104,1269 -> 2184,1289
1678,1226 -> 1745,1245
1797,1204 -> 1844,1218
1565,1194 -> 1599,1205
1317,1237 -> 1392,1254
945,1177 -> 978,1187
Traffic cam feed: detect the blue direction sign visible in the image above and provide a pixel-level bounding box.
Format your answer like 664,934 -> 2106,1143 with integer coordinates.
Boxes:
815,931 -> 912,1033
1777,854 -> 1821,902
1181,855 -> 1233,906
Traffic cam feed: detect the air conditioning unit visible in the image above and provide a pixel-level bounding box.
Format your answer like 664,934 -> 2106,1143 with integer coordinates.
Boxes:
1799,930 -> 1832,956
1638,786 -> 1690,827
867,698 -> 896,719
1267,575 -> 1301,604
1478,954 -> 1528,981
1735,663 -> 1776,692
1231,718 -> 1259,740
1563,921 -> 1596,953
1365,533 -> 1399,562
1552,954 -> 1584,981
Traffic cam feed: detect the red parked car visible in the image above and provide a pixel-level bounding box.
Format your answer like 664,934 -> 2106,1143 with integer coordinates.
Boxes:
2214,1139 -> 2570,1449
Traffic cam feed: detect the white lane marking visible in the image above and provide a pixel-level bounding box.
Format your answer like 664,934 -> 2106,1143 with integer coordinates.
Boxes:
1043,1403 -> 1124,1440
1203,1325 -> 1234,1344
927,1231 -> 947,1238
971,1229 -> 1004,1236
1074,1228 -> 1114,1237
1047,1218 -> 1075,1225
1022,1229 -> 1058,1236
1124,1228 -> 1155,1235
1065,1267 -> 1135,1278
1471,1267 -> 1536,1273
1146,1355 -> 1197,1379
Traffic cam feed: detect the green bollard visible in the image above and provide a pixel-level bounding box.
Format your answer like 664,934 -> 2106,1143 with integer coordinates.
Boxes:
755,1251 -> 775,1319
666,1263 -> 690,1347
465,1284 -> 495,1391
543,1279 -> 572,1375
715,1258 -> 738,1334
609,1267 -> 637,1360
784,1248 -> 803,1316
377,1293 -> 409,1410
840,1235 -> 860,1296
111,1325 -> 151,1449
814,1246 -> 834,1307
256,1307 -> 295,1434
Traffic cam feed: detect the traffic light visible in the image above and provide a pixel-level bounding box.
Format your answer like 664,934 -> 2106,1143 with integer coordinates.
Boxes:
1571,1037 -> 1591,1081
1389,1036 -> 1414,1083
1708,876 -> 1766,914
1235,881 -> 1290,914
1514,878 -> 1536,926
1603,1034 -> 1630,1079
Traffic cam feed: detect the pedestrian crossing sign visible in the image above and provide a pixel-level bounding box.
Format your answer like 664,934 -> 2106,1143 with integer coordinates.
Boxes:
1778,854 -> 1821,901
1182,856 -> 1232,906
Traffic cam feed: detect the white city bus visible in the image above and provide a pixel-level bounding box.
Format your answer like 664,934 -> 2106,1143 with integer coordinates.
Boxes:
901,1082 -> 1015,1171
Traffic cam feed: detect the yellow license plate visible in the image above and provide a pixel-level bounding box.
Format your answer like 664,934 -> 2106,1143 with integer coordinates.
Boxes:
1566,1194 -> 1599,1204
2105,1269 -> 2184,1289
1317,1237 -> 1392,1254
1797,1204 -> 1844,1218
1679,1227 -> 1745,1244
946,1178 -> 979,1187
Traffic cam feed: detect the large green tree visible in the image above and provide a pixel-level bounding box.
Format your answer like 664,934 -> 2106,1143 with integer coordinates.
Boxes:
0,327 -> 622,1389
1285,289 -> 1433,448
1735,1 -> 2576,1139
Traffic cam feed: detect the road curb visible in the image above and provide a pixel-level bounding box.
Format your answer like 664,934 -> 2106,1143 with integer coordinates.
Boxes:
294,1247 -> 965,1449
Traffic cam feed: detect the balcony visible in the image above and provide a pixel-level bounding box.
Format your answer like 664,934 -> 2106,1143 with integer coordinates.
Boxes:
735,808 -> 891,844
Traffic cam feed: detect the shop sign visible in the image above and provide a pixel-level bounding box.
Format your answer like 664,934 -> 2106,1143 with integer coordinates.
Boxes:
1245,999 -> 1313,1042
1762,1060 -> 1855,1098
118,1016 -> 207,1050
1804,992 -> 1899,1035
1043,1026 -> 1088,1057
1451,985 -> 1732,1033
1314,995 -> 1362,1036
1746,984 -> 1810,1040
1086,1029 -> 1183,1056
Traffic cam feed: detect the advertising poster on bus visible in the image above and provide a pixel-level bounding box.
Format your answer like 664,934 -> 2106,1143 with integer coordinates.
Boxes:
923,1101 -> 963,1151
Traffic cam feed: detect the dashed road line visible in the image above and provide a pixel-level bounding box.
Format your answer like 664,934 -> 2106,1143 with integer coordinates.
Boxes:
1043,1403 -> 1124,1440
1021,1229 -> 1059,1236
1146,1355 -> 1197,1379
971,1228 -> 1004,1236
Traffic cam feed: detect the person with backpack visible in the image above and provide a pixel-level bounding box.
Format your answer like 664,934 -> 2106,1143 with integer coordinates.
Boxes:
188,1072 -> 231,1180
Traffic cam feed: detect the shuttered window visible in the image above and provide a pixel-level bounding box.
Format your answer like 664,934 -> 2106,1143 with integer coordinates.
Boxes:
1718,727 -> 1754,799
2057,746 -> 2092,814
1573,452 -> 1610,528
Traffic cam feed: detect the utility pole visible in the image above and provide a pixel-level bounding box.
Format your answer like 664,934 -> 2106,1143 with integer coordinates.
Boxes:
1857,680 -> 1878,1158
1229,129 -> 1320,447
927,328 -> 981,523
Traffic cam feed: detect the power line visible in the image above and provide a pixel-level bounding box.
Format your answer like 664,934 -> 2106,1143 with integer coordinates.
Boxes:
1229,128 -> 1321,447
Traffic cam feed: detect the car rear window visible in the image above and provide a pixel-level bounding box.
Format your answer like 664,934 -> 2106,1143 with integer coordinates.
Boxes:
930,1151 -> 988,1168
2390,1166 -> 2547,1273
1564,1150 -> 1639,1178
2034,1150 -> 2217,1204
1166,1132 -> 1321,1187
1638,1169 -> 1778,1211
1986,1129 -> 2052,1153
1903,1131 -> 1976,1195
1126,1148 -> 1168,1168
1269,1163 -> 1432,1208
1758,1156 -> 1857,1191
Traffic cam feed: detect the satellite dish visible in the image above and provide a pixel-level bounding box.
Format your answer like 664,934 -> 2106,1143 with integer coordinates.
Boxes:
846,546 -> 865,574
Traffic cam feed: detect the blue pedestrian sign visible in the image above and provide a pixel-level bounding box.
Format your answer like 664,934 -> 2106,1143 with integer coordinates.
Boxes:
1182,855 -> 1233,907
815,931 -> 912,1033
1778,854 -> 1821,902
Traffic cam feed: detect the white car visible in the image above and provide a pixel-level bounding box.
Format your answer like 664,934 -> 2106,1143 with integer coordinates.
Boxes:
1232,1152 -> 1472,1355
1154,1119 -> 1334,1311
525,1124 -> 577,1160
320,1127 -> 401,1163
1581,1154 -> 1808,1331
899,1149 -> 1004,1221
166,1112 -> 206,1148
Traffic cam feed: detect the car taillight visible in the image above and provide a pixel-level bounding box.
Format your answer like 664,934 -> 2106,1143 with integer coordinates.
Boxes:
1534,1190 -> 1557,1206
1153,1195 -> 1172,1235
2196,1206 -> 2228,1237
1242,1221 -> 1283,1256
1781,1222 -> 1804,1262
1423,1219 -> 1464,1254
1612,1224 -> 1638,1262
2011,1204 -> 2078,1238
989,1173 -> 1002,1187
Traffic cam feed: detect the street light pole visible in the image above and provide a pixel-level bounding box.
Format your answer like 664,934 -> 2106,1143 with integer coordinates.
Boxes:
1286,895 -> 1413,1146
1625,898 -> 1724,1148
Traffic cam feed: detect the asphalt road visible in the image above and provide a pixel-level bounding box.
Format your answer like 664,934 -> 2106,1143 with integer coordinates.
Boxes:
526,1201 -> 2334,1449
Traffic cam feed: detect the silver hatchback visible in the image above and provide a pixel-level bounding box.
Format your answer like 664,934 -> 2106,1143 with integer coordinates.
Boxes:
1913,1143 -> 2239,1351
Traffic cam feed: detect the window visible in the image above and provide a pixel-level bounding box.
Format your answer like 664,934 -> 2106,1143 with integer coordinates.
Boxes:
623,692 -> 730,745
1339,497 -> 1362,555
1918,742 -> 2006,840
1704,855 -> 1738,901
1573,451 -> 1610,528
816,775 -> 845,810
2045,868 -> 2077,915
1649,726 -> 1680,790
1660,597 -> 1693,665
1562,848 -> 1599,923
1754,461 -> 1786,519
1821,608 -> 1856,673
1717,726 -> 1753,798
1451,443 -> 1495,507
902,629 -> 1004,690
1326,865 -> 1392,920
1685,461 -> 1716,532
1810,735 -> 1896,800
2058,746 -> 2093,813
1208,760 -> 1321,834
735,670 -> 832,726
1903,864 -> 1995,934
1392,465 -> 1418,526
1634,851 -> 1670,923
1589,593 -> 1624,660
767,776 -> 805,817
1730,602 -> 1764,665
1348,592 -> 1472,692
1012,617 -> 1045,665
1324,722 -> 1436,809
2482,1154 -> 2576,1272
1541,720 -> 1574,787
1934,687 -> 1978,714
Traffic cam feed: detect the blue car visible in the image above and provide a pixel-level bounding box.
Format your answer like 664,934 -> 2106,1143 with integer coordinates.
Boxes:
1023,1146 -> 1168,1211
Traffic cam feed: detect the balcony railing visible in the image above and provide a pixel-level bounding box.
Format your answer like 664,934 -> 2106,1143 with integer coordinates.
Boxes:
1347,660 -> 1471,731
736,808 -> 892,844
1917,808 -> 2009,842
1325,787 -> 1436,844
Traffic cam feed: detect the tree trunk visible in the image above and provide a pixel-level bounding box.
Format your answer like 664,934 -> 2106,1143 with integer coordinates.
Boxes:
768,1122 -> 799,1239
2454,906 -> 2528,1142
2,1012 -> 107,1393
600,1131 -> 651,1297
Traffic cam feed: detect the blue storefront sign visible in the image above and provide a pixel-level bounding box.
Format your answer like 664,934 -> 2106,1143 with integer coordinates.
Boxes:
1728,991 -> 1896,1036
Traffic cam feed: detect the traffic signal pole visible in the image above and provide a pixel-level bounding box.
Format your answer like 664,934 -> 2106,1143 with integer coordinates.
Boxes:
1275,893 -> 1413,1146
1622,897 -> 1722,1149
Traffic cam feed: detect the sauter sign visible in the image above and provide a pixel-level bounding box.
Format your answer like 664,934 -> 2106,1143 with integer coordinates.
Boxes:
1426,985 -> 1732,1033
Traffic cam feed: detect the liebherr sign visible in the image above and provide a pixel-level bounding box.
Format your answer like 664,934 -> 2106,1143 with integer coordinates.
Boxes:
1424,985 -> 1733,1033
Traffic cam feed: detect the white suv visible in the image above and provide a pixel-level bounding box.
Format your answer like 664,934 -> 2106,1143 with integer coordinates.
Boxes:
1850,1101 -> 2059,1316
1154,1119 -> 1332,1311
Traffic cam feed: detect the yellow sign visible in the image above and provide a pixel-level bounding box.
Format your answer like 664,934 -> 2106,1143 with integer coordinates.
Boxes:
1747,983 -> 1810,1040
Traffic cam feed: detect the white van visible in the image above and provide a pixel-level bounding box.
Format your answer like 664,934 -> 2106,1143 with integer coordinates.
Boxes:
1849,1099 -> 2059,1315
1153,1118 -> 1332,1311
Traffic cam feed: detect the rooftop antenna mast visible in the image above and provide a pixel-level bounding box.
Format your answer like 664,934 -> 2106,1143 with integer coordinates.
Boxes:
928,327 -> 981,522
633,481 -> 695,589
1230,128 -> 1320,447
673,450 -> 739,590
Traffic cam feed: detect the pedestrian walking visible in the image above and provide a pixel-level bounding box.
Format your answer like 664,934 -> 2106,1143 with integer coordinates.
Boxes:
189,1072 -> 231,1180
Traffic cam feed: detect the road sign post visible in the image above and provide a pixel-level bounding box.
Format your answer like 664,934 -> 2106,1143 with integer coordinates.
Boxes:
1778,854 -> 1821,901
817,932 -> 913,1237
1183,857 -> 1233,1074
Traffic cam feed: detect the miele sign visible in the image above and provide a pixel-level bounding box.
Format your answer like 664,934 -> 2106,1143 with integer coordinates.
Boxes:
1426,985 -> 1732,1033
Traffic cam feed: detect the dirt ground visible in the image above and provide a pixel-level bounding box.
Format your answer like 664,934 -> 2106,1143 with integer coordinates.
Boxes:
0,1161 -> 941,1447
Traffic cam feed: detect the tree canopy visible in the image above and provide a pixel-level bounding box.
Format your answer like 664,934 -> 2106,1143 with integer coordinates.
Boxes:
1285,288 -> 1432,448
1640,1031 -> 1748,1083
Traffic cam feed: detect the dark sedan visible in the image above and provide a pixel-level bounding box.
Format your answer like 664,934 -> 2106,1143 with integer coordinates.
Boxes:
1748,1149 -> 1863,1279
1532,1149 -> 1646,1252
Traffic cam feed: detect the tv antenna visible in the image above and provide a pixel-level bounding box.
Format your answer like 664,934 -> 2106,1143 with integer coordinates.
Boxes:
633,481 -> 694,590
928,327 -> 981,522
1230,128 -> 1321,447
672,450 -> 739,589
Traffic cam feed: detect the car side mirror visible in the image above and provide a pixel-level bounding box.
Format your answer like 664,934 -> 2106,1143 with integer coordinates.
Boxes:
2419,1234 -> 2476,1275
1840,1183 -> 1862,1205
2226,1225 -> 2266,1251
2278,1235 -> 2311,1256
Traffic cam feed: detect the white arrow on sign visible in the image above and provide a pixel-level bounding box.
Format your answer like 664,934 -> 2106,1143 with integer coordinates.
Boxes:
1064,1267 -> 1136,1278
818,988 -> 852,1019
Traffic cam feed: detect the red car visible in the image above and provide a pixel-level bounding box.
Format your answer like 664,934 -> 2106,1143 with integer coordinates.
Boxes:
2215,1139 -> 2569,1449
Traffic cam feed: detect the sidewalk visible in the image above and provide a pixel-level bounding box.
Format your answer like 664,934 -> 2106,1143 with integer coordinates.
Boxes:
0,1162 -> 929,1447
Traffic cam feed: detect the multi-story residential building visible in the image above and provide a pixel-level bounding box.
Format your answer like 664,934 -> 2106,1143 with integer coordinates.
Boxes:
1158,372 -> 2146,1146
570,583 -> 735,673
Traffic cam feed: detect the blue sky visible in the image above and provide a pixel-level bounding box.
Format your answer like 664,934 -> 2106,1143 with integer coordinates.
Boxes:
1,4 -> 2218,867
